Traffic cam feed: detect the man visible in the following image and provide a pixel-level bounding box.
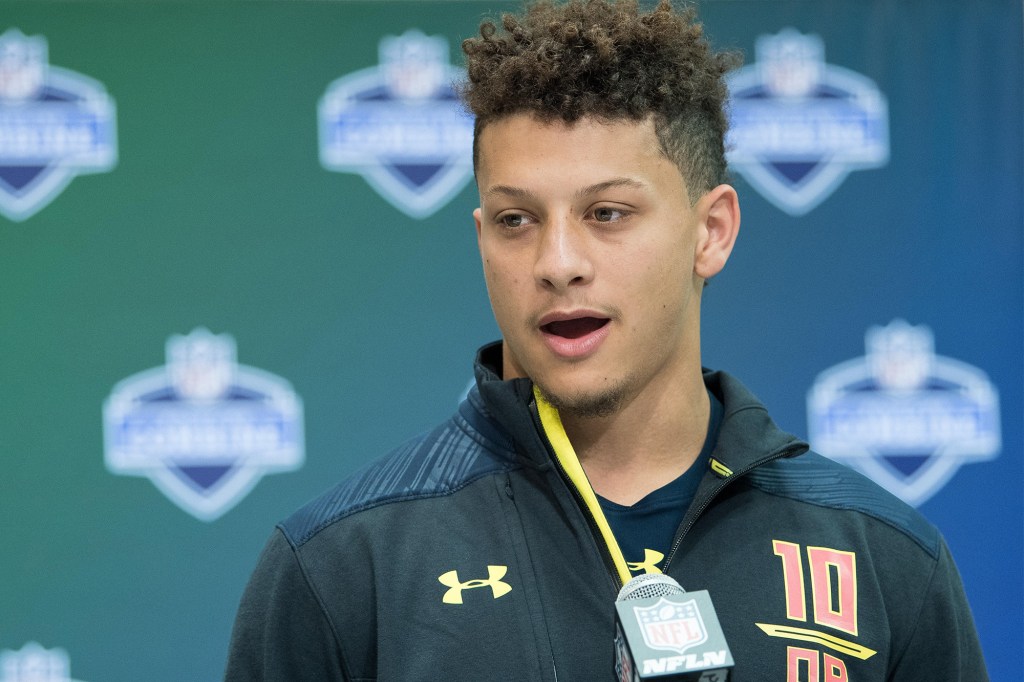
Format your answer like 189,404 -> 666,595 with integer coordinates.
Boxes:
226,1 -> 988,679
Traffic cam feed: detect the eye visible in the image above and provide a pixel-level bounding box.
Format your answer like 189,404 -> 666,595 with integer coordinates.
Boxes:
499,213 -> 532,229
592,206 -> 625,223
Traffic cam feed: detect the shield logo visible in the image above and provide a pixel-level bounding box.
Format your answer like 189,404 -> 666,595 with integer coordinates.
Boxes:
726,28 -> 888,216
0,641 -> 88,682
633,598 -> 709,655
807,320 -> 1001,506
318,30 -> 474,219
0,29 -> 117,222
103,328 -> 304,521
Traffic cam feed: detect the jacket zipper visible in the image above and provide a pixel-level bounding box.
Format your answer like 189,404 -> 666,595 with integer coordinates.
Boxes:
530,400 -> 624,590
663,443 -> 807,572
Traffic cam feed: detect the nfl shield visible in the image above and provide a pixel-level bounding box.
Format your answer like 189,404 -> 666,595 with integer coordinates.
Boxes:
807,320 -> 1001,506
633,598 -> 709,656
103,328 -> 304,521
0,641 -> 88,682
0,28 -> 117,221
726,28 -> 888,216
318,30 -> 474,219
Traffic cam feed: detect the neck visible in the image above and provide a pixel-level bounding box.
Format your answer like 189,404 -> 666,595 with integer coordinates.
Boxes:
560,364 -> 711,506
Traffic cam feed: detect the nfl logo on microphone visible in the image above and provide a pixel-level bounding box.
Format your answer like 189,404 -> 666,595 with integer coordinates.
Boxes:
615,590 -> 733,680
635,599 -> 708,655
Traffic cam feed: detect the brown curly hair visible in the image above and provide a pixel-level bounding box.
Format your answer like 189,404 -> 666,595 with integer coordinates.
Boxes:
461,0 -> 740,199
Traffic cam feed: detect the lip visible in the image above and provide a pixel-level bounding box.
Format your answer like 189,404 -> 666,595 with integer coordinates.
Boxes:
537,309 -> 612,359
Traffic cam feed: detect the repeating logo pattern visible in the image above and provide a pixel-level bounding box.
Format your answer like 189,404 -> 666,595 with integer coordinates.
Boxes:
726,28 -> 888,215
0,642 -> 86,682
634,598 -> 708,655
807,320 -> 1000,506
103,328 -> 304,521
0,29 -> 116,221
318,30 -> 474,219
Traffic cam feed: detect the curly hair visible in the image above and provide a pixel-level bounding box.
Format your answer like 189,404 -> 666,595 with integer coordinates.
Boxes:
461,0 -> 740,199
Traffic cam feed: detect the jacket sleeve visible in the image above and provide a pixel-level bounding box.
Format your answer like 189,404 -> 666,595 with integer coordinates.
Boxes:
225,528 -> 348,681
888,538 -> 989,681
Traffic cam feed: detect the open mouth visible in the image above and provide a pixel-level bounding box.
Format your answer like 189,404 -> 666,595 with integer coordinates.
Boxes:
541,317 -> 610,339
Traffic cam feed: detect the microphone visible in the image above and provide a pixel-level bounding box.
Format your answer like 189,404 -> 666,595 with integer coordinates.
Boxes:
614,573 -> 734,681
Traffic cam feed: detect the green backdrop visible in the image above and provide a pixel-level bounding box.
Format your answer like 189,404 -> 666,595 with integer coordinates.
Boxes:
1,1 -> 1020,680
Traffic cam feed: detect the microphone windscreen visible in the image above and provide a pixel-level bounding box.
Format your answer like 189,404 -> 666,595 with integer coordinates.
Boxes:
616,573 -> 685,602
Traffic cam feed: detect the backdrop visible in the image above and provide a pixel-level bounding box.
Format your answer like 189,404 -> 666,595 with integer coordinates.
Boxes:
1,1 -> 1020,680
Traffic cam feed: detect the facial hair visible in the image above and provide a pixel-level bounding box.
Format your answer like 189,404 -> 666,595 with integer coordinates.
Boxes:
535,370 -> 642,420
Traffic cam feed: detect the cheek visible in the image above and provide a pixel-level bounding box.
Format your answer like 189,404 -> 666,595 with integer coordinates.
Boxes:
483,259 -> 513,290
623,245 -> 688,293
482,259 -> 524,317
482,248 -> 525,284
632,253 -> 693,326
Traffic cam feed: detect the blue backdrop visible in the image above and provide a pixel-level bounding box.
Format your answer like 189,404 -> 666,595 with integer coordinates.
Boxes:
0,1 -> 1019,680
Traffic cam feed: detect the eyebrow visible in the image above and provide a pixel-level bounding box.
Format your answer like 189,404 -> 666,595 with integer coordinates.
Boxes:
483,185 -> 534,201
574,177 -> 647,199
482,177 -> 648,202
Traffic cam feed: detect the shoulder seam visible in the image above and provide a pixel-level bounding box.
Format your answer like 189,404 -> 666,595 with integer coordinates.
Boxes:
285,461 -> 519,548
280,409 -> 520,548
743,454 -> 940,559
750,482 -> 939,557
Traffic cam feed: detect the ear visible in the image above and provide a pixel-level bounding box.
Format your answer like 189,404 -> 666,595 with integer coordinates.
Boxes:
473,207 -> 483,242
693,184 -> 740,280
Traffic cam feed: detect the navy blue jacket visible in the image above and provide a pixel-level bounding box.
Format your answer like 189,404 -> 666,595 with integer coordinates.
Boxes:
226,343 -> 987,680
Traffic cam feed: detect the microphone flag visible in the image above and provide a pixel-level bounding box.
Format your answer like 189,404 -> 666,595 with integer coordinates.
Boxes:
614,574 -> 734,681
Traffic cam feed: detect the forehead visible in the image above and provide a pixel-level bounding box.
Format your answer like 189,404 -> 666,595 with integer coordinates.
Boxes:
474,114 -> 680,192
477,113 -> 660,154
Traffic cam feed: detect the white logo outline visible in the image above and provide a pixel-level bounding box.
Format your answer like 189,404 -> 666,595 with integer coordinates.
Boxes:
103,328 -> 304,521
317,29 -> 474,219
726,28 -> 889,215
0,642 -> 87,682
807,320 -> 1000,506
0,29 -> 117,221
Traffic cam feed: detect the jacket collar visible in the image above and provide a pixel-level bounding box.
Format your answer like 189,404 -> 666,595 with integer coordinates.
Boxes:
470,341 -> 807,472
702,370 -> 808,476
471,342 -> 547,466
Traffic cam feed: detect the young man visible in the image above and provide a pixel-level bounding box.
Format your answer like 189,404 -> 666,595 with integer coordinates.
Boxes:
227,1 -> 988,679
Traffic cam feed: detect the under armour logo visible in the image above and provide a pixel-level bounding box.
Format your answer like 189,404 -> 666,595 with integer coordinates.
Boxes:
438,565 -> 512,604
627,548 -> 665,575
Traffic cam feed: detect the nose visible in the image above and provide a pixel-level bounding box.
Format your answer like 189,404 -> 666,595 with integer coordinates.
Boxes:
533,216 -> 594,291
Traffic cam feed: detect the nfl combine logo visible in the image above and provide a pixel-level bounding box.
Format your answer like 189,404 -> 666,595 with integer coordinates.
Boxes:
0,29 -> 117,222
0,642 -> 87,682
103,328 -> 304,521
807,320 -> 1001,506
318,30 -> 474,219
726,28 -> 888,216
634,598 -> 709,655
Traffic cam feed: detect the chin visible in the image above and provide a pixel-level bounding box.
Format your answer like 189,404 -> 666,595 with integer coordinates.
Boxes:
535,380 -> 628,420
